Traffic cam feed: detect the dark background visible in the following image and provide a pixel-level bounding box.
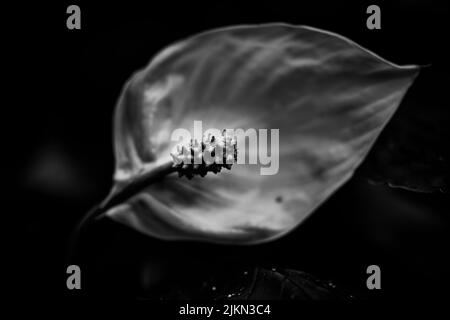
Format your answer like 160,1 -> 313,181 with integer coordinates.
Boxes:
11,1 -> 449,302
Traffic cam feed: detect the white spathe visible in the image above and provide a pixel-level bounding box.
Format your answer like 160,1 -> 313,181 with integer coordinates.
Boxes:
106,24 -> 420,244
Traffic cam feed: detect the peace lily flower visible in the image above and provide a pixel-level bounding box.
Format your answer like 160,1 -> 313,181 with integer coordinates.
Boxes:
98,23 -> 419,244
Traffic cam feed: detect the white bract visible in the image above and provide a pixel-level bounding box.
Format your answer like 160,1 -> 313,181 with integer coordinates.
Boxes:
106,24 -> 419,244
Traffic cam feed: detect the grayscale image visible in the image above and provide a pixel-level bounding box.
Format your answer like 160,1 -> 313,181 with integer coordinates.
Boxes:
12,1 -> 449,316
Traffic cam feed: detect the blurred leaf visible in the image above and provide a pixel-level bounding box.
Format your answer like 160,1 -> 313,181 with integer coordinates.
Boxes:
357,78 -> 449,193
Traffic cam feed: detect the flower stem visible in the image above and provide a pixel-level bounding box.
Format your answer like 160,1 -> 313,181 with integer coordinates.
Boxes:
67,161 -> 176,263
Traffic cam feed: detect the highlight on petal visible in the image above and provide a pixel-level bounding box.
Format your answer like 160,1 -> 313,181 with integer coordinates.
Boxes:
106,23 -> 420,244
